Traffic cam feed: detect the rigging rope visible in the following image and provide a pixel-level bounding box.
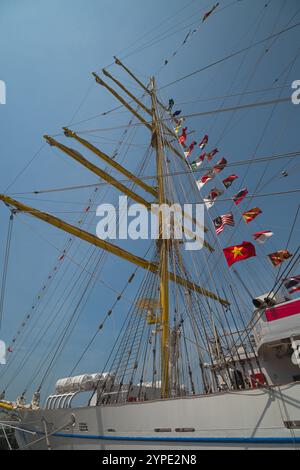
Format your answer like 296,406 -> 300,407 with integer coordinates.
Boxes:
4,144 -> 46,194
66,85 -> 290,129
159,21 -> 300,90
10,150 -> 300,195
11,189 -> 300,214
57,94 -> 291,133
98,0 -> 200,70
268,207 -> 300,298
0,211 -> 14,330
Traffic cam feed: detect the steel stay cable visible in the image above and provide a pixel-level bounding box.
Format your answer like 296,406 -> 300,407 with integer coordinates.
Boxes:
9,151 -> 300,196
162,87 -> 286,304
267,207 -> 300,300
236,250 -> 300,350
62,94 -> 292,133
9,189 -> 300,215
219,41 -> 300,275
67,85 -> 291,129
3,237 -> 107,392
159,21 -> 300,90
46,93 -> 292,138
194,75 -> 300,286
117,0 -> 246,71
37,254 -> 106,390
1,106 -> 145,390
98,0 -> 200,70
207,0 -> 271,142
64,6 -> 295,128
0,1 -> 250,394
1,165 -> 114,379
30,120 -> 155,390
162,109 -> 256,369
0,211 -> 14,329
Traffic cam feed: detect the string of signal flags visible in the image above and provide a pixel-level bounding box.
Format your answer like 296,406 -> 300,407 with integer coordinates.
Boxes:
167,101 -> 294,280
163,3 -> 220,67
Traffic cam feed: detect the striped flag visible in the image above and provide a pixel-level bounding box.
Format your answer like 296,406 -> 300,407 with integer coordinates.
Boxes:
242,207 -> 262,224
213,213 -> 235,235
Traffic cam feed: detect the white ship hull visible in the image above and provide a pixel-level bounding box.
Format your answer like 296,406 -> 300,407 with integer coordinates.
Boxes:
15,382 -> 300,450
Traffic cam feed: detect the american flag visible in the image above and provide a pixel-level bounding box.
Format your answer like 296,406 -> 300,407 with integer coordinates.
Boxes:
213,213 -> 235,235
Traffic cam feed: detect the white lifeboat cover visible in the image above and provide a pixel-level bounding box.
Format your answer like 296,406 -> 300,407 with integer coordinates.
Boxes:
55,373 -> 112,394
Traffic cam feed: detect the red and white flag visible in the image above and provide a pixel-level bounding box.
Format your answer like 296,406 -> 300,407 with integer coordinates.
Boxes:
196,170 -> 215,190
252,231 -> 273,244
184,141 -> 197,158
289,286 -> 300,295
204,187 -> 224,209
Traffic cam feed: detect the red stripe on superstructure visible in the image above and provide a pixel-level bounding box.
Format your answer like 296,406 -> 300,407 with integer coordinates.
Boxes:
265,299 -> 300,322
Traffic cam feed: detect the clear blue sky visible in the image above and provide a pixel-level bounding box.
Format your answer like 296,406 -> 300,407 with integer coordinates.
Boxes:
0,0 -> 299,400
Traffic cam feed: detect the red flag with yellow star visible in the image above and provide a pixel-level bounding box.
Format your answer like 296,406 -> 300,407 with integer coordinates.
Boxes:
223,241 -> 256,267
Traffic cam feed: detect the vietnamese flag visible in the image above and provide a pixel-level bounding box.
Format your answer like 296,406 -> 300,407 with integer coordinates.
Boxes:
223,241 -> 256,267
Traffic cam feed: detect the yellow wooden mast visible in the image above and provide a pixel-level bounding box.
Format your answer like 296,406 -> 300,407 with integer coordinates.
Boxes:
92,72 -> 185,162
113,56 -> 168,112
92,73 -> 152,131
102,69 -> 176,139
151,77 -> 170,398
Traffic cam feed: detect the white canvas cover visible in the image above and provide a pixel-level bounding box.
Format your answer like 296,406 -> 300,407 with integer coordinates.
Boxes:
55,373 -> 113,394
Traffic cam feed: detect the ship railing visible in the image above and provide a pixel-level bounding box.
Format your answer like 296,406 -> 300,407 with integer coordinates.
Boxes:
45,392 -> 81,410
